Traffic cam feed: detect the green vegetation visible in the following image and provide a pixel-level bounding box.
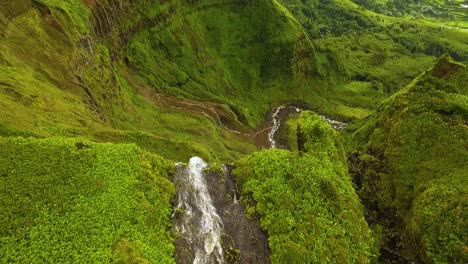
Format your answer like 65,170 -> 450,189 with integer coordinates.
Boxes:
278,0 -> 468,119
1,0 -> 467,263
344,55 -> 468,263
34,0 -> 90,35
2,0 -> 467,157
353,0 -> 468,29
121,0 -> 324,126
0,0 -> 260,163
0,137 -> 175,263
233,112 -> 376,263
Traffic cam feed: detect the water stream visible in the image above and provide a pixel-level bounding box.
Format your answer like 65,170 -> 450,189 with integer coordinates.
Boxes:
172,158 -> 270,264
267,105 -> 347,149
173,157 -> 224,264
267,106 -> 301,148
319,115 -> 348,130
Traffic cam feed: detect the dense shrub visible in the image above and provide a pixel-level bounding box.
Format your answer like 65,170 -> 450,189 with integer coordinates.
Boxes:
0,137 -> 175,263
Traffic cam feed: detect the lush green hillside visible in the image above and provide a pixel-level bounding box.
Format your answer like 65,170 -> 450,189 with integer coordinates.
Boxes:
278,0 -> 468,118
1,0 -> 467,154
1,0 -> 385,161
352,0 -> 468,29
1,0 -> 468,263
0,137 -> 175,263
345,55 -> 468,263
233,112 -> 376,263
2,0 -> 288,162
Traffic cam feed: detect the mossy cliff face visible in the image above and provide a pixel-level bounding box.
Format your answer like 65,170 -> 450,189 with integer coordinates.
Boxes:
345,55 -> 468,263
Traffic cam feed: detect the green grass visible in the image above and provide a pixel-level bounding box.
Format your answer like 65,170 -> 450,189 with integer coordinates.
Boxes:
0,137 -> 175,263
2,0 -> 466,164
233,112 -> 376,263
351,0 -> 468,29
122,0 -> 310,127
0,5 -> 258,163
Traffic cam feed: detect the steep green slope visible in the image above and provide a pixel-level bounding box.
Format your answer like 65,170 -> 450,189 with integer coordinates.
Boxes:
345,55 -> 468,263
1,0 -> 361,162
0,137 -> 175,263
233,112 -> 376,263
2,0 -> 467,159
1,0 -> 271,162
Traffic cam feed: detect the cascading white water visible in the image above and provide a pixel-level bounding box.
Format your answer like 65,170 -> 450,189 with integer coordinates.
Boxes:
268,106 -> 301,148
173,157 -> 224,264
267,106 -> 284,149
267,105 -> 347,149
319,115 -> 347,130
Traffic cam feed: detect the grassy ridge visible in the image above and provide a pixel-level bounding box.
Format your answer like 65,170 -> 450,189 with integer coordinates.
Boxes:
0,137 -> 175,263
233,112 -> 376,263
344,55 -> 468,263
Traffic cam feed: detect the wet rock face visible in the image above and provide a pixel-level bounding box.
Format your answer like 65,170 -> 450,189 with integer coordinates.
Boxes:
204,165 -> 270,264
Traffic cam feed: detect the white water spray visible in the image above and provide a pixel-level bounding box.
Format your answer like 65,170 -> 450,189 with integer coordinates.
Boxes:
173,157 -> 224,264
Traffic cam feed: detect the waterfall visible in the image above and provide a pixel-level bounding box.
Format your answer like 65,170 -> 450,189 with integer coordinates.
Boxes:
173,157 -> 224,264
267,106 -> 284,149
267,106 -> 301,149
267,105 -> 347,149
